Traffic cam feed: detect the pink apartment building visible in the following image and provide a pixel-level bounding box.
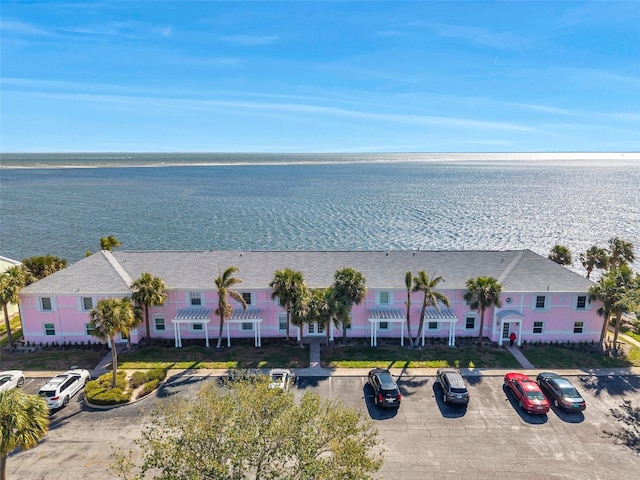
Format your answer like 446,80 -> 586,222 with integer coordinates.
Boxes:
18,250 -> 603,348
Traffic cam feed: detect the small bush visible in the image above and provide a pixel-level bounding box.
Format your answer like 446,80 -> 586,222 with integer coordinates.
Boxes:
85,371 -> 130,405
129,368 -> 167,389
137,379 -> 160,399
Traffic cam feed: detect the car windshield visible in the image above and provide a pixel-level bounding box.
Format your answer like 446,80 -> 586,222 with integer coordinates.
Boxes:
451,387 -> 467,394
271,374 -> 284,381
559,386 -> 581,398
39,390 -> 56,398
526,391 -> 545,401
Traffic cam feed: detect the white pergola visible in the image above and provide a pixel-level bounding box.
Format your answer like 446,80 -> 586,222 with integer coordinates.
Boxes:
171,308 -> 212,348
225,308 -> 263,347
421,307 -> 458,347
496,310 -> 525,346
368,307 -> 406,346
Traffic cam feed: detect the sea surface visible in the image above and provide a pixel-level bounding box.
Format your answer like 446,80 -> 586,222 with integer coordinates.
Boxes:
1,152 -> 639,276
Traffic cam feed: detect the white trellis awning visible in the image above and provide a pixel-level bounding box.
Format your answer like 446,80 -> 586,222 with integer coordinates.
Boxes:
420,307 -> 459,347
171,308 -> 212,348
225,308 -> 263,347
423,306 -> 457,320
368,307 -> 406,347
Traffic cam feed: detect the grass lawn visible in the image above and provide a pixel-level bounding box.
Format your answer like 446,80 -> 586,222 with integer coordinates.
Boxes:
621,325 -> 640,343
321,342 -> 521,369
0,348 -> 107,371
522,344 -> 640,369
118,339 -> 309,370
0,315 -> 21,336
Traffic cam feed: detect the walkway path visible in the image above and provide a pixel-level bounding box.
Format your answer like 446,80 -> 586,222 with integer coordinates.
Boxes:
506,345 -> 535,368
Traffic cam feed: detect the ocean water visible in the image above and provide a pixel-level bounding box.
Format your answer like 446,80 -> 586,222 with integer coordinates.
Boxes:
1,153 -> 639,276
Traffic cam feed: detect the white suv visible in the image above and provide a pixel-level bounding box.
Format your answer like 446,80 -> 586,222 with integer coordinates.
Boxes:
38,368 -> 91,409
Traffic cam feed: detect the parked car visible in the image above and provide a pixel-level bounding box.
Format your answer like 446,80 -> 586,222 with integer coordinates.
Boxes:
38,368 -> 91,409
268,368 -> 295,391
504,372 -> 550,414
536,372 -> 586,411
0,370 -> 25,393
436,367 -> 470,405
368,368 -> 401,408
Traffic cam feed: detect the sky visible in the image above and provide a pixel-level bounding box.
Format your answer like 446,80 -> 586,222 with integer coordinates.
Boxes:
1,1 -> 639,153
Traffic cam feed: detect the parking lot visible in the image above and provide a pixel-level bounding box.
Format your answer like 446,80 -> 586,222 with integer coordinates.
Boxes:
10,372 -> 640,479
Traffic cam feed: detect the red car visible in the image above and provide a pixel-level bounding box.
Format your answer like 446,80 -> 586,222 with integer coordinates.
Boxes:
504,372 -> 550,414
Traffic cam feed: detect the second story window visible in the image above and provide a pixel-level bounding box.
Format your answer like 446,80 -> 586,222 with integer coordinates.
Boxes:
82,297 -> 93,311
189,292 -> 202,307
576,296 -> 587,309
242,292 -> 252,305
535,296 -> 546,309
41,297 -> 52,311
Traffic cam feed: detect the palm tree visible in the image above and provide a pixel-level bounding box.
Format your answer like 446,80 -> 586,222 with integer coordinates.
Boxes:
464,276 -> 503,346
412,270 -> 450,345
589,273 -> 618,346
404,271 -> 415,348
591,265 -> 635,348
332,267 -> 367,341
290,285 -> 311,347
89,297 -> 136,387
307,288 -> 340,346
215,267 -> 247,349
100,235 -> 122,251
131,272 -> 167,343
548,245 -> 572,266
0,390 -> 49,480
580,246 -> 608,279
21,255 -> 66,284
0,266 -> 27,349
608,237 -> 635,270
269,268 -> 306,341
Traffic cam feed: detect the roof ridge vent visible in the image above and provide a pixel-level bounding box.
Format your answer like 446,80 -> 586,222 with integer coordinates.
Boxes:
101,250 -> 133,288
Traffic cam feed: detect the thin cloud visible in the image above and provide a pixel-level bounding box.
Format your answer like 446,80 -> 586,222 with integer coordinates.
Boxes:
219,35 -> 278,46
0,19 -> 50,36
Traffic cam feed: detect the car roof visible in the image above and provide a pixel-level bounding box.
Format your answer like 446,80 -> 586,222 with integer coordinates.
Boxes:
370,368 -> 391,375
0,370 -> 23,375
441,371 -> 466,388
269,368 -> 291,375
506,372 -> 534,382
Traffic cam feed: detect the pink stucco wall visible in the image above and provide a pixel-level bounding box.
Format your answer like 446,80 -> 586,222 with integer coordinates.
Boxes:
19,287 -> 603,346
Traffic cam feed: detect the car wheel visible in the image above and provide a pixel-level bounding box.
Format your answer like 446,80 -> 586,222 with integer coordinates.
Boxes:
17,377 -> 24,388
63,396 -> 70,407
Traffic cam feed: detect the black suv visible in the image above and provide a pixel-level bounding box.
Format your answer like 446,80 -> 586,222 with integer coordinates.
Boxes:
436,367 -> 470,405
367,368 -> 401,408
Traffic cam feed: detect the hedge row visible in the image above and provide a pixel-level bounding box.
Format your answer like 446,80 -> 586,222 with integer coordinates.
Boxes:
85,369 -> 167,405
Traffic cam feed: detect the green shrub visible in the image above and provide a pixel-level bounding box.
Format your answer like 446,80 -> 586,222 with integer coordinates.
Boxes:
137,379 -> 160,399
128,368 -> 167,389
129,371 -> 149,389
85,371 -> 130,405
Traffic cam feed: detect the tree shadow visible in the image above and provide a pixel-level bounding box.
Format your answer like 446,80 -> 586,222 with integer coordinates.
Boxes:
395,370 -> 430,398
502,384 -> 549,425
432,383 -> 467,418
362,383 -> 398,420
579,374 -> 640,398
603,400 -> 640,454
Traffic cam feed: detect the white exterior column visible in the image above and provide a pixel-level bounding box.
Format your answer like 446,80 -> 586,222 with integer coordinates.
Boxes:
370,320 -> 375,347
449,321 -> 455,347
498,319 -> 504,346
400,321 -> 404,347
517,321 -> 522,347
205,323 -> 209,348
226,321 -> 231,347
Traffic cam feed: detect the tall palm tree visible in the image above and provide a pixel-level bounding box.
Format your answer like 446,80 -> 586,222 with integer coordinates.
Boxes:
306,288 -> 340,346
464,276 -> 503,346
608,237 -> 635,270
0,266 -> 27,349
404,271 -> 415,348
131,272 -> 167,343
100,235 -> 122,251
412,270 -> 450,345
580,246 -> 609,279
290,285 -> 311,347
89,297 -> 136,387
215,267 -> 247,349
332,267 -> 367,341
589,273 -> 618,346
591,265 -> 635,348
269,268 -> 306,341
0,390 -> 49,480
548,245 -> 572,266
